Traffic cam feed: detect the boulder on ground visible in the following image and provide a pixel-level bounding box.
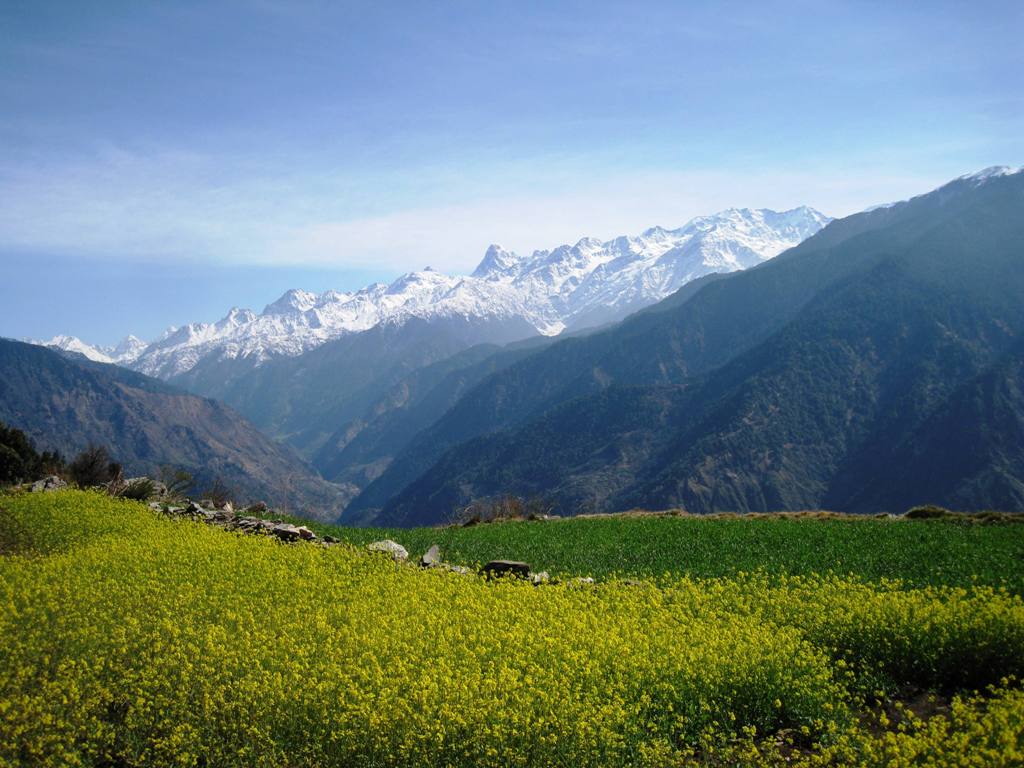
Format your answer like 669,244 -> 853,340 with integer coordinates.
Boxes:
30,476 -> 66,493
367,539 -> 409,562
270,523 -> 302,542
185,501 -> 206,517
296,526 -> 316,541
420,544 -> 441,568
482,560 -> 530,579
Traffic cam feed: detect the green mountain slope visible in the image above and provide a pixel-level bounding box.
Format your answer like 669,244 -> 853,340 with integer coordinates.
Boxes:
0,339 -> 344,517
367,170 -> 1024,524
172,314 -> 539,458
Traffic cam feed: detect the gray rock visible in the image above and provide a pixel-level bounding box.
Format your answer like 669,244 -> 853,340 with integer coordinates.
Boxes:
271,523 -> 302,542
30,475 -> 67,493
296,526 -> 316,541
367,539 -> 409,562
446,564 -> 471,575
420,544 -> 441,568
530,571 -> 550,585
483,560 -> 530,579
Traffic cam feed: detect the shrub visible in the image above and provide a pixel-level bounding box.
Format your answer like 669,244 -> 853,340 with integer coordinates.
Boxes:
67,445 -> 119,488
453,494 -> 556,526
157,465 -> 194,500
0,422 -> 62,484
0,444 -> 25,484
905,505 -> 953,520
117,477 -> 158,501
203,475 -> 233,509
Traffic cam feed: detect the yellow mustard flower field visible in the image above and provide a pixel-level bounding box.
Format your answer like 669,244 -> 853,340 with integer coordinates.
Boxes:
1,491 -> 1022,767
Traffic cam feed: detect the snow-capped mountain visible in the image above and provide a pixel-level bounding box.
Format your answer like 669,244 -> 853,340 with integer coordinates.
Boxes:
40,206 -> 831,380
34,334 -> 147,365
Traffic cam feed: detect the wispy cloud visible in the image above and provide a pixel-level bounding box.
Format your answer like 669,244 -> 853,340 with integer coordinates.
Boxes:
0,145 -> 953,274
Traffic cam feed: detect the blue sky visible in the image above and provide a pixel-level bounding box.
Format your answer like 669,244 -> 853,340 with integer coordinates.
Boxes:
1,0 -> 1022,345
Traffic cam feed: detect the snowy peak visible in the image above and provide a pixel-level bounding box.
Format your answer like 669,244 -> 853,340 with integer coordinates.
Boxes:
34,334 -> 148,365
954,165 -> 1023,185
37,335 -> 114,363
472,244 -> 518,278
37,204 -> 832,380
109,335 -> 148,363
262,289 -> 318,316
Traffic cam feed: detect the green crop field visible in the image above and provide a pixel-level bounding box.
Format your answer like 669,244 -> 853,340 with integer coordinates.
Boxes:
296,512 -> 1024,593
2,491 -> 1023,767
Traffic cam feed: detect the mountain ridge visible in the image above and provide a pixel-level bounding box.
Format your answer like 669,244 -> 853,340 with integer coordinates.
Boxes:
0,338 -> 347,518
33,206 -> 829,380
353,166 -> 1024,525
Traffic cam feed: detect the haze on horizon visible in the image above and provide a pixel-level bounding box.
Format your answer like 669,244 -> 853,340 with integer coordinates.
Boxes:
1,0 -> 1021,345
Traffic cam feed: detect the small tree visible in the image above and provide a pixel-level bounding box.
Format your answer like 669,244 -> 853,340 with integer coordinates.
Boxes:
37,450 -> 65,477
0,422 -> 47,483
158,465 -> 194,500
0,444 -> 24,484
204,476 -> 233,509
68,445 -> 118,488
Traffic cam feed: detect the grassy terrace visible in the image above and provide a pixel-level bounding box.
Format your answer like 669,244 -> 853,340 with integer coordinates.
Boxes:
295,511 -> 1024,592
3,491 -> 1023,767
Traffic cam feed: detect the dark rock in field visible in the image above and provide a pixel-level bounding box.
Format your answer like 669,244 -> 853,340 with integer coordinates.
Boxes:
270,523 -> 302,542
483,560 -> 530,579
185,501 -> 206,516
367,539 -> 409,562
420,544 -> 441,567
30,475 -> 66,493
323,535 -> 338,544
296,526 -> 316,541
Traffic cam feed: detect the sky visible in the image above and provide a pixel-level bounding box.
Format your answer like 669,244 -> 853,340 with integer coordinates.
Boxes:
1,0 -> 1022,345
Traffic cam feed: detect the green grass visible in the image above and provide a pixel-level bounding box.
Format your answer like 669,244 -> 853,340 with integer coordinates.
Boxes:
294,513 -> 1024,591
3,491 -> 1024,767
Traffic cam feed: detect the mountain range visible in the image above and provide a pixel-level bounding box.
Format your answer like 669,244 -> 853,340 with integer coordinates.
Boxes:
17,168 -> 1024,525
36,206 -> 830,379
349,167 -> 1024,524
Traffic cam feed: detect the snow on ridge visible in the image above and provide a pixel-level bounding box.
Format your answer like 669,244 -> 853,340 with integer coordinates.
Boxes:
32,334 -> 149,365
955,165 -> 1024,184
40,206 -> 832,379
